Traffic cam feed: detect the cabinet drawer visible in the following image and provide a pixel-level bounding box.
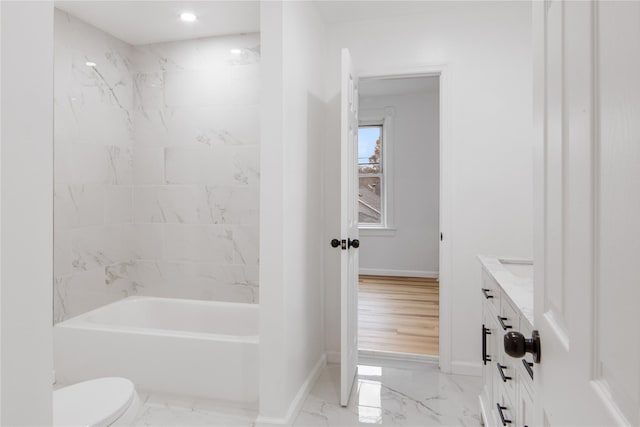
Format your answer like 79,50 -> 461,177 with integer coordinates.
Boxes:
497,351 -> 518,404
482,270 -> 501,311
497,297 -> 520,404
499,297 -> 519,332
517,379 -> 535,427
495,387 -> 515,427
518,320 -> 535,385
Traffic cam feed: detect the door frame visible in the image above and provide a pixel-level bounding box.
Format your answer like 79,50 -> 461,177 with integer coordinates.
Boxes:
355,64 -> 453,372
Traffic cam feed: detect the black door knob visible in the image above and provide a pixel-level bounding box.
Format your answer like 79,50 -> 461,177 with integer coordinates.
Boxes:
348,238 -> 360,249
504,330 -> 541,363
330,239 -> 341,248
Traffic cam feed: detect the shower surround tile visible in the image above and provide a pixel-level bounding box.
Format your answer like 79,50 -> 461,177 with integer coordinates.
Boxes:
106,186 -> 134,224
71,225 -> 132,273
54,231 -> 73,278
133,186 -> 200,224
130,32 -> 260,304
164,146 -> 260,187
133,147 -> 165,184
54,12 -> 260,322
198,186 -> 260,225
54,184 -> 105,230
107,261 -> 259,303
54,267 -> 138,324
132,105 -> 260,149
67,143 -> 133,186
54,9 -> 136,322
162,224 -> 236,264
131,224 -> 164,260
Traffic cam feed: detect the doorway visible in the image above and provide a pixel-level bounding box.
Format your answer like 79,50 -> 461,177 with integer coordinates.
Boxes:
356,75 -> 441,358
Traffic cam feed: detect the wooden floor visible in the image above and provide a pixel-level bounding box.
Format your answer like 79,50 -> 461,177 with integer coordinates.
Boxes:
358,275 -> 439,356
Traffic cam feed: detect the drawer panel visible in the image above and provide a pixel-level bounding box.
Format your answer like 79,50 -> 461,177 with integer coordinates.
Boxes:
498,350 -> 518,404
496,297 -> 521,405
518,320 -> 535,385
517,379 -> 535,427
481,270 -> 501,312
495,386 -> 515,427
499,296 -> 519,332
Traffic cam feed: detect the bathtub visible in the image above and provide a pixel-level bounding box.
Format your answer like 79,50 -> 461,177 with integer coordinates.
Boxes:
54,296 -> 259,403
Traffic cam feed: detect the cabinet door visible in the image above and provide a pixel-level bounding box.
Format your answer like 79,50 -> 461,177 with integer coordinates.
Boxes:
481,306 -> 495,401
495,384 -> 515,427
489,315 -> 503,424
498,299 -> 519,403
517,381 -> 534,427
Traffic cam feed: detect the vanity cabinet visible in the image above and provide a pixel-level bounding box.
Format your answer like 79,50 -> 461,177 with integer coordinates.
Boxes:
478,257 -> 535,427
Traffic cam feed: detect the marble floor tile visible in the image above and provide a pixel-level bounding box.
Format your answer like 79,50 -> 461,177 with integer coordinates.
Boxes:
133,391 -> 258,426
293,362 -> 482,427
131,361 -> 481,426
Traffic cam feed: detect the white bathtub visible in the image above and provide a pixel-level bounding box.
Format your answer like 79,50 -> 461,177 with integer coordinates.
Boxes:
54,296 -> 259,403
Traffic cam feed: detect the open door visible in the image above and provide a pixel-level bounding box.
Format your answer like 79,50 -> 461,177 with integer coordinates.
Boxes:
339,48 -> 360,407
533,1 -> 639,425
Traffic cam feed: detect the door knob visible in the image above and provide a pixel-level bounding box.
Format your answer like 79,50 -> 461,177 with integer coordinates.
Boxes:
331,239 -> 347,250
348,238 -> 360,249
504,330 -> 541,363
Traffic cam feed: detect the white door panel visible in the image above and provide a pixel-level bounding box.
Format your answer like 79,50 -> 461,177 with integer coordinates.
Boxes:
340,48 -> 359,407
533,1 -> 640,425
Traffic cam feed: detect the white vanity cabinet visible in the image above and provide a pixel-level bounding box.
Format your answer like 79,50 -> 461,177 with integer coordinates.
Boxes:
478,256 -> 535,427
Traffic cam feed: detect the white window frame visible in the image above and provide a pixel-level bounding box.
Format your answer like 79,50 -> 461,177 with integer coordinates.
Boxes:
358,107 -> 396,236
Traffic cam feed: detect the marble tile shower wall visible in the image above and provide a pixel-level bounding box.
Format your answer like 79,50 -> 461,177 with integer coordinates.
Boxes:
54,11 -> 136,322
53,11 -> 260,322
125,34 -> 260,305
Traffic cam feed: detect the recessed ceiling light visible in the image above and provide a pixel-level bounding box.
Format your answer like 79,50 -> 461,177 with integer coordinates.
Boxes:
230,49 -> 243,55
180,12 -> 197,22
85,61 -> 97,67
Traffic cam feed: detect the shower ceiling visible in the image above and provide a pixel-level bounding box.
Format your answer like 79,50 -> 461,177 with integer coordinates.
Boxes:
54,1 -> 260,45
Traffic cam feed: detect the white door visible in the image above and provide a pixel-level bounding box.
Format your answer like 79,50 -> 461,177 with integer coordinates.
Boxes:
533,1 -> 640,425
340,48 -> 360,407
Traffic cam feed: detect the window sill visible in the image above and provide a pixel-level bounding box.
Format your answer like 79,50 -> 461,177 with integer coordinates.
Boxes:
358,227 -> 397,237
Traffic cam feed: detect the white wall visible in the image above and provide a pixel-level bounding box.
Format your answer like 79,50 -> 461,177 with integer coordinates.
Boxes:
324,2 -> 533,374
0,1 -> 54,424
359,89 -> 440,277
259,1 -> 326,423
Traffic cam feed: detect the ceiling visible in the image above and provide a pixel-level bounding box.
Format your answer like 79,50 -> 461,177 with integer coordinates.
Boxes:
360,76 -> 439,98
55,1 -> 260,45
54,1 -> 480,46
314,0 -> 477,24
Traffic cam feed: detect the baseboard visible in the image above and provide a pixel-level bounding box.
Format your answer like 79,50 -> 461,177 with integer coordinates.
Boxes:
359,349 -> 439,365
326,351 -> 340,364
450,361 -> 482,377
358,268 -> 439,278
359,350 -> 440,371
255,353 -> 326,426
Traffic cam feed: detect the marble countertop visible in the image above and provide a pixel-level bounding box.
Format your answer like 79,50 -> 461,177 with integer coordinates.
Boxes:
478,255 -> 534,328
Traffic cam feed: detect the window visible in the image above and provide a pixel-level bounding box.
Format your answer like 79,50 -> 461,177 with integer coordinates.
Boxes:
358,107 -> 396,234
358,125 -> 384,225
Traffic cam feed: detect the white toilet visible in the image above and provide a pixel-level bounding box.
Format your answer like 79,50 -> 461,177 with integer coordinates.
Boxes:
53,377 -> 141,427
